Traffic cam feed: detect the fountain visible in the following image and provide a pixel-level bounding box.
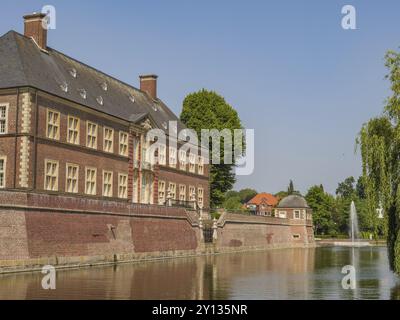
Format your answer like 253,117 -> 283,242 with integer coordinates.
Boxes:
334,201 -> 370,247
350,201 -> 359,244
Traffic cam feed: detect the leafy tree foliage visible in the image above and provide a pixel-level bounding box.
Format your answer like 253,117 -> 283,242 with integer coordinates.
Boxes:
222,188 -> 258,210
238,188 -> 258,204
306,185 -> 336,235
223,196 -> 243,211
358,48 -> 400,273
180,89 -> 244,207
356,176 -> 367,200
336,176 -> 356,198
275,191 -> 288,199
288,180 -> 295,195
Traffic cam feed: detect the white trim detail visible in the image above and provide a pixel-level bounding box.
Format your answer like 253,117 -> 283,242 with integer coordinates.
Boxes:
21,93 -> 31,134
19,136 -> 30,188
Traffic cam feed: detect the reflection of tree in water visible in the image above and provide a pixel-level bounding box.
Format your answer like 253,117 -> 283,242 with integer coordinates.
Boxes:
391,283 -> 400,300
203,257 -> 229,300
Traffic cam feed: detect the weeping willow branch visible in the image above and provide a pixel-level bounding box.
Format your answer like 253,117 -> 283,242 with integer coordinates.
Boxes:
357,48 -> 400,274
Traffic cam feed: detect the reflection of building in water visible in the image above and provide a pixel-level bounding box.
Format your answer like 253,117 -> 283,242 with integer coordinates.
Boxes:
207,248 -> 316,299
0,247 -> 397,300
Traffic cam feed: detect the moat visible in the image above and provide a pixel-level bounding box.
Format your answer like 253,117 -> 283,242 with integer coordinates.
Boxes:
0,246 -> 398,300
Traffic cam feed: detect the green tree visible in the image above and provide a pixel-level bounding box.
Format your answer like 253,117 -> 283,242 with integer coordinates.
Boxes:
238,188 -> 258,204
275,191 -> 288,199
334,176 -> 373,235
356,176 -> 367,200
306,185 -> 337,235
336,176 -> 356,199
180,90 -> 244,208
357,48 -> 400,273
288,180 -> 295,195
222,196 -> 243,211
225,190 -> 239,200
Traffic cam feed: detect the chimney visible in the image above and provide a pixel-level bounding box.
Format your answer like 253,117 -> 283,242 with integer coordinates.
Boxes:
23,12 -> 47,50
140,74 -> 158,100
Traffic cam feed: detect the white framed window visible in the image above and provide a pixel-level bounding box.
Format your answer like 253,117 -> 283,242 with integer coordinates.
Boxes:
307,213 -> 312,220
158,145 -> 166,165
86,121 -> 98,149
198,187 -> 204,208
198,156 -> 204,175
46,109 -> 60,140
85,167 -> 97,195
158,180 -> 166,205
189,185 -> 196,202
67,116 -> 80,145
278,210 -> 287,219
168,182 -> 176,200
140,173 -> 153,204
103,127 -> 114,153
133,136 -> 140,166
66,163 -> 79,193
302,210 -> 306,219
0,104 -> 8,134
119,131 -> 129,157
141,135 -> 149,164
0,156 -> 6,188
132,171 -> 139,202
179,184 -> 186,201
179,150 -> 187,170
189,153 -> 196,173
169,147 -> 177,168
118,173 -> 128,199
44,159 -> 59,191
102,170 -> 113,197
294,210 -> 301,219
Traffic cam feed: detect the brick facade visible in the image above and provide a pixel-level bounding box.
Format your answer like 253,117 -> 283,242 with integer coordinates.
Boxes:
0,89 -> 210,209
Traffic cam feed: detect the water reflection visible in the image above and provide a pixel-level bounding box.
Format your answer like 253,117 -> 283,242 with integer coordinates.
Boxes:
0,247 -> 398,300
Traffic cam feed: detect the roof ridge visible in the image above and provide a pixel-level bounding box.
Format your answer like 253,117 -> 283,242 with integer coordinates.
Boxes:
8,30 -> 158,102
0,30 -> 28,86
0,29 -> 186,132
48,46 -> 144,96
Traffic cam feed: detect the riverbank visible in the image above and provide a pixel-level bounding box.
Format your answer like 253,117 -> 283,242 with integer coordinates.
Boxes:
0,246 -> 397,300
0,243 -> 316,275
316,238 -> 387,247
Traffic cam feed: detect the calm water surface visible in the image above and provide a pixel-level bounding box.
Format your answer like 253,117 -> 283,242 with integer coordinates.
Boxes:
0,246 -> 399,300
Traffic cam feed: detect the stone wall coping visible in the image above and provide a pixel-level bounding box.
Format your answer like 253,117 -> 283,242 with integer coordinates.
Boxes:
0,190 -> 200,226
217,212 -> 313,227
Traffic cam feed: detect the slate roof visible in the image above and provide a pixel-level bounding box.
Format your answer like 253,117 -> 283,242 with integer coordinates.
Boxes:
0,30 -> 185,132
277,195 -> 309,208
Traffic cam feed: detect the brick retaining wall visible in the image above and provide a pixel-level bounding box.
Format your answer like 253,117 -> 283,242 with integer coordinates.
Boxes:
0,191 -> 314,273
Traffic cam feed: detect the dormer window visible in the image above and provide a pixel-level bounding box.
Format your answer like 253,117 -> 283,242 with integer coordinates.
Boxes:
69,68 -> 77,78
129,94 -> 135,104
60,82 -> 68,93
96,96 -> 104,106
101,82 -> 108,91
78,89 -> 87,99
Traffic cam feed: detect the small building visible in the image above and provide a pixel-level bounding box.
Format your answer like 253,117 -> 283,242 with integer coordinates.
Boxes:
275,195 -> 312,221
246,193 -> 278,216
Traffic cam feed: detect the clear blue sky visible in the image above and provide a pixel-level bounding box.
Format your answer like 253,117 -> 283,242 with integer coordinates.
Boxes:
2,1 -> 399,195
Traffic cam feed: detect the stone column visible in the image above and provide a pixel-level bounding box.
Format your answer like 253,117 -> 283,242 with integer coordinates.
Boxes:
199,216 -> 204,241
212,218 -> 218,242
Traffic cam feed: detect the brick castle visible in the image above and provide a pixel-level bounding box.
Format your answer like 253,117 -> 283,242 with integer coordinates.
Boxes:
0,13 -> 314,273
